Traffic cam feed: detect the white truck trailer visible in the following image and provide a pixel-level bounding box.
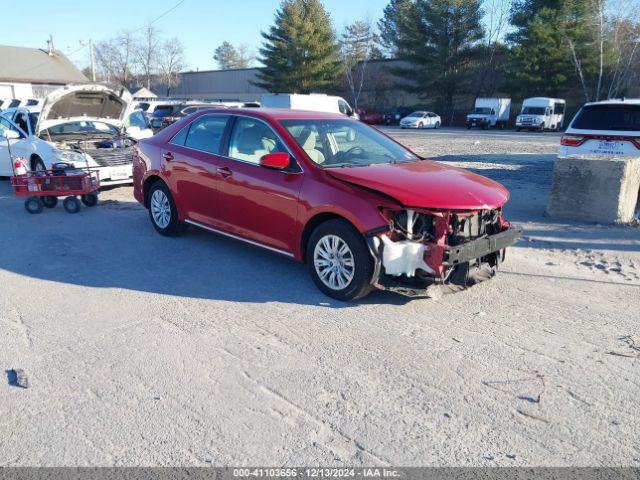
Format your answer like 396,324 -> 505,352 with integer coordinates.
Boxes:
466,98 -> 511,130
516,97 -> 566,132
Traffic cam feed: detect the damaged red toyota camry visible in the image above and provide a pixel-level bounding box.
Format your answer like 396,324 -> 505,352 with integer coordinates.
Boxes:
133,109 -> 522,301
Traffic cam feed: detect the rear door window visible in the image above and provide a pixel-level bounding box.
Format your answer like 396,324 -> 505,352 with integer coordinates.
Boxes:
572,104 -> 640,131
183,115 -> 229,154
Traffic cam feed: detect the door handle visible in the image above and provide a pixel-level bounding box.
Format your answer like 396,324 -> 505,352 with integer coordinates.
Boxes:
217,166 -> 232,178
163,152 -> 174,161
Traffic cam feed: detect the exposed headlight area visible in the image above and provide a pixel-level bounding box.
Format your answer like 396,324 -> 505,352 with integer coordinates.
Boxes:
371,207 -> 522,295
52,148 -> 88,165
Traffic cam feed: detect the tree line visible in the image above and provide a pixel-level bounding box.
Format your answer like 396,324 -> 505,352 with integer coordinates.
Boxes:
220,0 -> 640,118
92,26 -> 187,95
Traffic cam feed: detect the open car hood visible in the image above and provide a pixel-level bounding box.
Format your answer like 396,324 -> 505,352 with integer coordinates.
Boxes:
327,160 -> 509,210
37,84 -> 133,134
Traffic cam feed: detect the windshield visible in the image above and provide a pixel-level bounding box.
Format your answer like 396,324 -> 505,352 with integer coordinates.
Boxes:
407,112 -> 424,118
522,107 -> 546,115
572,104 -> 640,131
41,120 -> 120,136
281,119 -> 418,168
472,108 -> 492,115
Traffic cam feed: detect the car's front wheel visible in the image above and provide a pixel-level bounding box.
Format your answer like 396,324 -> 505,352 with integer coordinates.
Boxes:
307,219 -> 374,301
148,181 -> 187,236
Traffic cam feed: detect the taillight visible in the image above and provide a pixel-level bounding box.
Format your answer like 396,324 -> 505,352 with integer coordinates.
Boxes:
561,134 -> 586,147
631,138 -> 640,150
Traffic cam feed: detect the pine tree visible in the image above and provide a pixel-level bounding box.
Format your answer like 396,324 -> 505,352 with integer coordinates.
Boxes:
506,0 -> 599,97
379,0 -> 485,120
254,0 -> 342,93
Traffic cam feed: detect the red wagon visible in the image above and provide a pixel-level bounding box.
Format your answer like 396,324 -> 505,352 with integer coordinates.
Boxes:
10,166 -> 100,214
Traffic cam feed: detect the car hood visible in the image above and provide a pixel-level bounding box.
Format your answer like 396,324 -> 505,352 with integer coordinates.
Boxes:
327,161 -> 509,210
37,84 -> 133,134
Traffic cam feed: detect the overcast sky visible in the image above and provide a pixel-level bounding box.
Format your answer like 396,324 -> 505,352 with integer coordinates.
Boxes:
1,0 -> 388,71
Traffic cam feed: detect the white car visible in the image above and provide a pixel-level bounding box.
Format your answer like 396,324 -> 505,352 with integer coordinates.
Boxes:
399,111 -> 441,129
560,99 -> 640,157
0,85 -> 150,185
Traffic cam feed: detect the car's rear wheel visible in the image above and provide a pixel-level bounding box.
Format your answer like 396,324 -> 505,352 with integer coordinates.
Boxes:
307,219 -> 374,301
434,121 -> 440,129
418,122 -> 423,129
148,180 -> 187,236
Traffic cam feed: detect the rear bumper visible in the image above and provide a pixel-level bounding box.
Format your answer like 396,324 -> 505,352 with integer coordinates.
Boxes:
445,226 -> 523,266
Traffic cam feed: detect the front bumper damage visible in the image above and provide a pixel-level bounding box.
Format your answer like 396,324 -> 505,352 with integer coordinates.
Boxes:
367,208 -> 523,296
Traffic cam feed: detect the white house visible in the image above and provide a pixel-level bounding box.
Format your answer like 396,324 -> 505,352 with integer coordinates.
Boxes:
0,44 -> 88,102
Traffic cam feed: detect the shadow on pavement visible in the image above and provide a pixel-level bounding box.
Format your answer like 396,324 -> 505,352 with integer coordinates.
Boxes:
0,180 -> 410,308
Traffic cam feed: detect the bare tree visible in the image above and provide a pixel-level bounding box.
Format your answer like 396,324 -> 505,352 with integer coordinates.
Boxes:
94,31 -> 138,85
340,19 -> 381,110
606,0 -> 640,98
476,0 -> 511,96
158,38 -> 187,95
138,25 -> 161,90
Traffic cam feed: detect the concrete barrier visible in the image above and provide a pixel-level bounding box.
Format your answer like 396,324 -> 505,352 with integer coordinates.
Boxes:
546,155 -> 640,224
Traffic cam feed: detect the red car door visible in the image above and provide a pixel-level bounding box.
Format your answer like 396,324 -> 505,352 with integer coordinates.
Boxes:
162,114 -> 231,226
212,116 -> 304,255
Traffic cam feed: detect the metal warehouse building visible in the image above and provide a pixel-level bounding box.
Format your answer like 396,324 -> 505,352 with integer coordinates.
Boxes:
0,44 -> 88,100
163,60 -> 420,110
168,68 -> 267,102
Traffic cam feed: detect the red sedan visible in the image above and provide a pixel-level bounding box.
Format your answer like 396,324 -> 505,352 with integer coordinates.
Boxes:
133,109 -> 521,300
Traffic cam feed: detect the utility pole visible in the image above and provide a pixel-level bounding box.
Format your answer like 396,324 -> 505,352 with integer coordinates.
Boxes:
89,39 -> 96,82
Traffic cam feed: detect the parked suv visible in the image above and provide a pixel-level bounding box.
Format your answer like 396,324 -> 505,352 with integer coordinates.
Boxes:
560,99 -> 640,157
133,109 -> 521,300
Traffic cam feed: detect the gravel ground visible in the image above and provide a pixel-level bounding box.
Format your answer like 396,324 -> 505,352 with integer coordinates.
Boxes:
1,127 -> 639,467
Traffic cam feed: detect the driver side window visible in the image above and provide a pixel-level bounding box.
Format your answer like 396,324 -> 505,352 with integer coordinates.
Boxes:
0,117 -> 23,137
14,113 -> 30,135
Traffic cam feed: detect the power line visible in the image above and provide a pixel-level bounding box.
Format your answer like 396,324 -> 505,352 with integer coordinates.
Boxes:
131,0 -> 187,32
8,0 -> 187,81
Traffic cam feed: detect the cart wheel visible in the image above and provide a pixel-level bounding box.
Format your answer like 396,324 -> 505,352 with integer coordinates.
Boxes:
25,197 -> 43,214
63,196 -> 81,214
42,196 -> 58,209
81,193 -> 98,207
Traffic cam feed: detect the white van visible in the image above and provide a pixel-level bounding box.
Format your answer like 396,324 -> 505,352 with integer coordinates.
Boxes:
516,97 -> 566,132
261,93 -> 358,119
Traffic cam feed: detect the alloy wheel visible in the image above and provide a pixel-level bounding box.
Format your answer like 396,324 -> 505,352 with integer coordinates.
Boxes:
151,189 -> 171,229
313,234 -> 355,291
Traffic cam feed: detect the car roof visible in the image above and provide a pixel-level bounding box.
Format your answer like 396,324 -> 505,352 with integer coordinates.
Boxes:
193,107 -> 348,121
582,98 -> 640,107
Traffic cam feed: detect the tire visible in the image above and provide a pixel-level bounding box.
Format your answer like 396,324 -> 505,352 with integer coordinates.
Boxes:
81,193 -> 98,207
148,180 -> 187,236
31,157 -> 46,172
306,219 -> 374,301
516,128 -> 521,132
434,122 -> 440,129
418,122 -> 423,129
24,197 -> 43,214
63,196 -> 81,214
466,125 -> 472,130
42,196 -> 58,209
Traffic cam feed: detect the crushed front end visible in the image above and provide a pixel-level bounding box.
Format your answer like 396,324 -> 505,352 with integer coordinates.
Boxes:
368,208 -> 523,296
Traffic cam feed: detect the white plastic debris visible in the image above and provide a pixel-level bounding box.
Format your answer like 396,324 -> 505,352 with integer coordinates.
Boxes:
379,235 -> 434,277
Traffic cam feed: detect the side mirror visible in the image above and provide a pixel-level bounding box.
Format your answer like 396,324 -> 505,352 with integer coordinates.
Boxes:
2,130 -> 20,140
260,152 -> 290,170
